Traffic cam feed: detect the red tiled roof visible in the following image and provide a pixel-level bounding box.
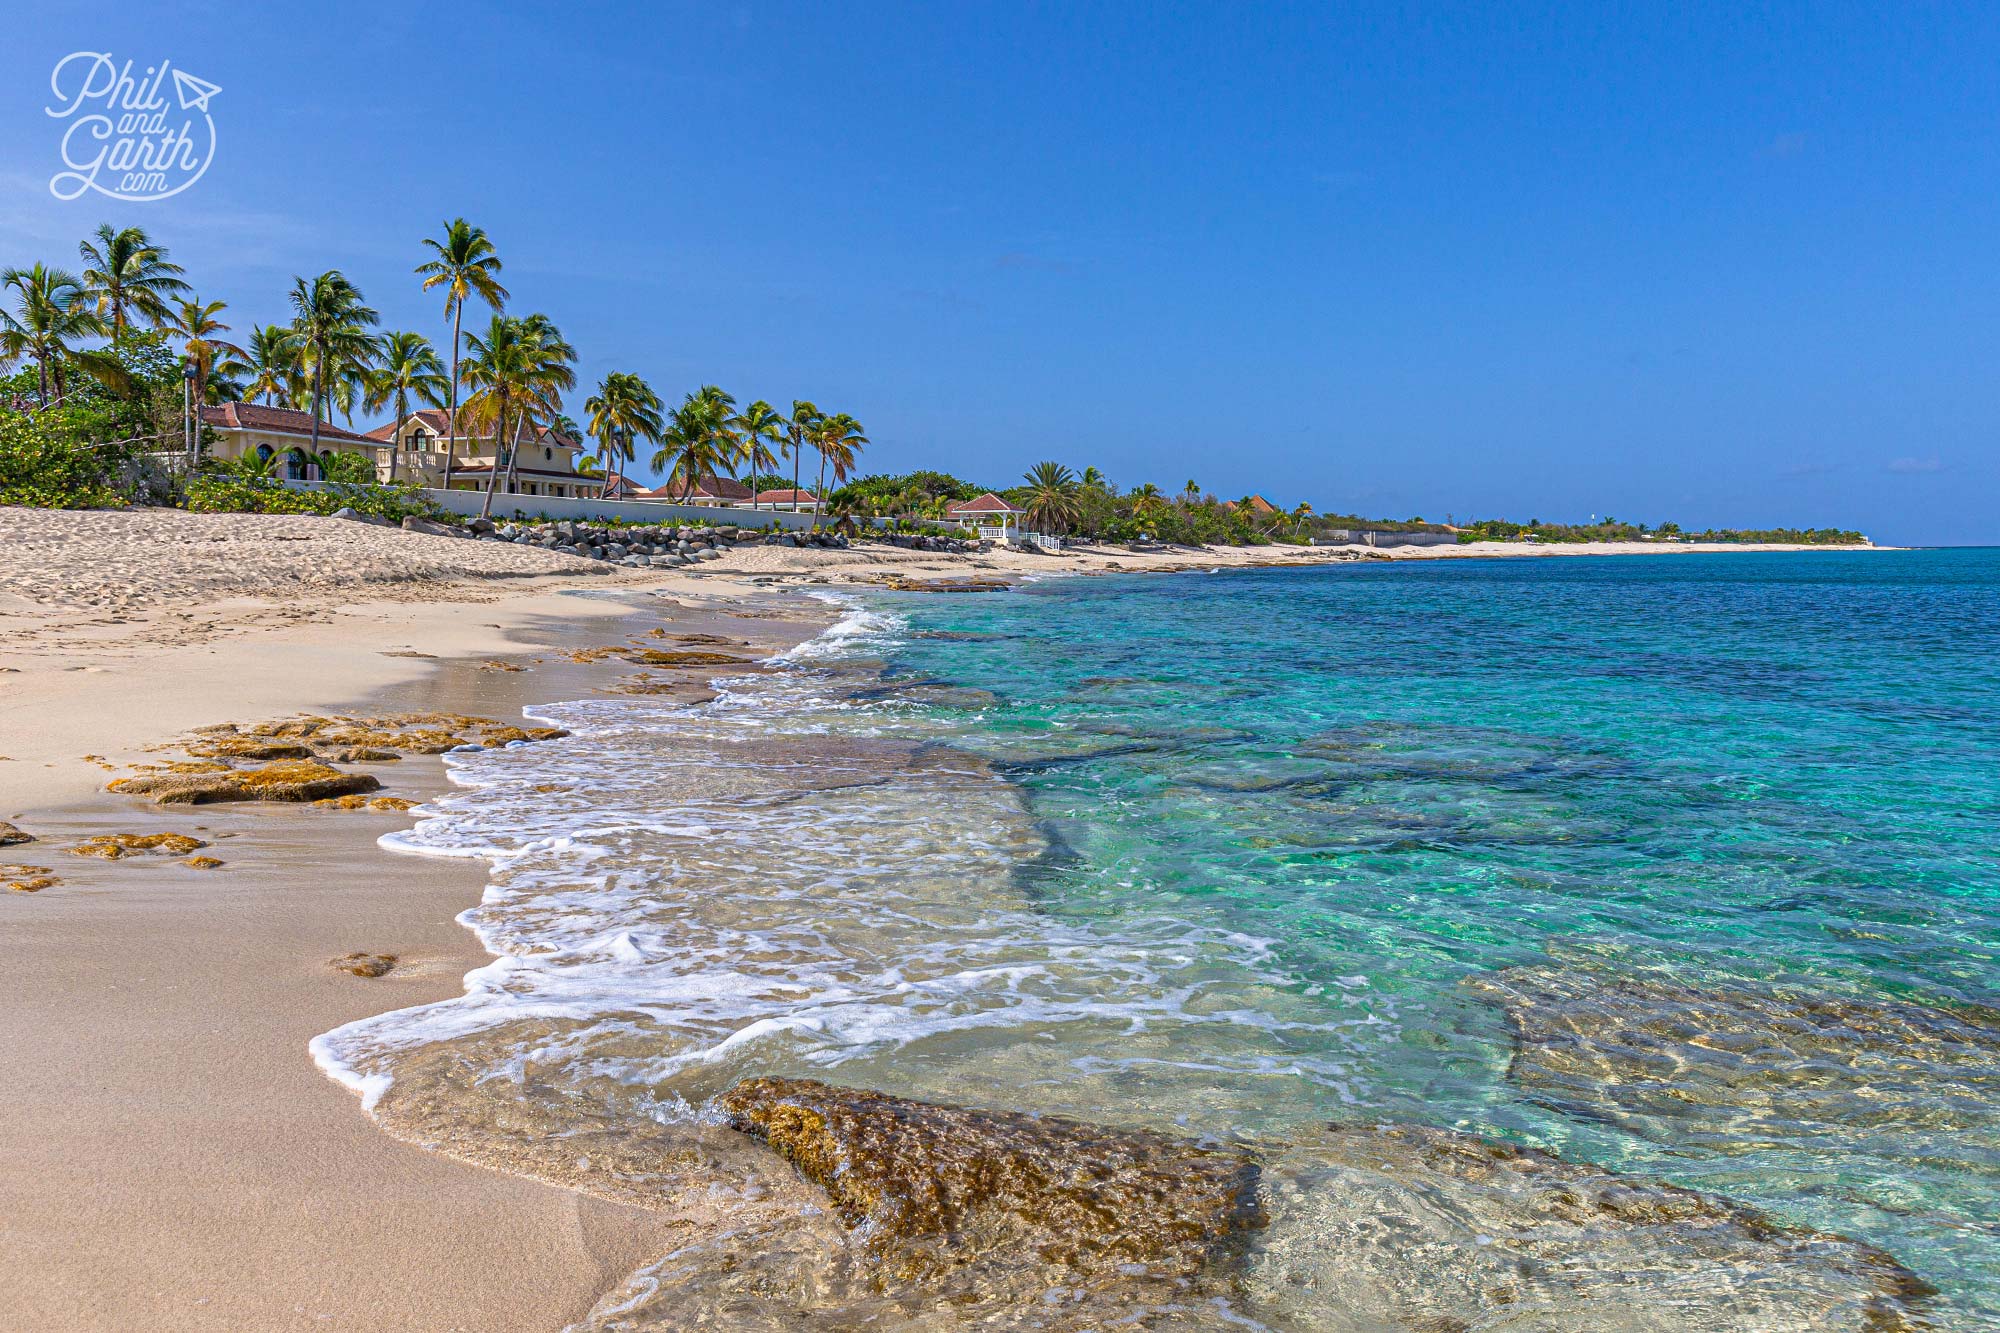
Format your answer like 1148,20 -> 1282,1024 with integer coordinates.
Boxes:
654,475 -> 754,501
200,402 -> 377,447
1224,494 -> 1279,514
746,488 -> 817,503
946,493 -> 1023,515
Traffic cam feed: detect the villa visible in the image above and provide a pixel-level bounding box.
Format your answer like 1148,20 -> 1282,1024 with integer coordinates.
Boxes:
364,409 -> 596,499
198,403 -> 383,480
633,477 -> 820,511
946,493 -> 1026,541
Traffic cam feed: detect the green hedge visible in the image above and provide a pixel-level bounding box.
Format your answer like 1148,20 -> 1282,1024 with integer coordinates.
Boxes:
0,413 -> 122,509
186,475 -> 453,523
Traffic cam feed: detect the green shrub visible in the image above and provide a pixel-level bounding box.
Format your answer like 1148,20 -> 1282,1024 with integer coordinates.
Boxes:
0,412 -> 123,509
186,474 -> 452,523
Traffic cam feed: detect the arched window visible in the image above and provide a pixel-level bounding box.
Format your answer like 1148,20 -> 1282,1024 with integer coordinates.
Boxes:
254,444 -> 273,465
544,446 -> 553,461
284,448 -> 309,481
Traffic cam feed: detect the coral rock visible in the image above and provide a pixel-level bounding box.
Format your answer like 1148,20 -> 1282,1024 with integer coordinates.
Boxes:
182,856 -> 225,870
720,1077 -> 1261,1279
624,650 -> 752,668
68,832 -> 210,858
331,952 -> 397,978
110,762 -> 380,806
3,865 -> 57,893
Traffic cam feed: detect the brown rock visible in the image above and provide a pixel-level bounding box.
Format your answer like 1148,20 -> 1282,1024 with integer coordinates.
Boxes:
68,832 -> 209,858
330,952 -> 397,978
182,856 -> 225,870
109,762 -> 380,806
3,865 -> 57,893
719,1077 -> 1261,1279
624,650 -> 752,668
0,821 -> 35,847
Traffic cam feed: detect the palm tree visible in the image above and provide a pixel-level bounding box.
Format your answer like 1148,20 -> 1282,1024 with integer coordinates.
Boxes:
584,372 -> 663,499
503,314 -> 577,496
77,224 -> 188,334
652,387 -> 739,501
459,315 -> 535,519
416,220 -> 507,490
1290,501 -> 1314,540
733,399 -> 785,507
0,264 -> 121,407
785,399 -> 821,513
366,332 -> 447,483
287,271 -> 380,456
811,413 -> 867,528
1021,461 -> 1082,535
1182,479 -> 1201,506
163,296 -> 245,413
241,324 -> 302,406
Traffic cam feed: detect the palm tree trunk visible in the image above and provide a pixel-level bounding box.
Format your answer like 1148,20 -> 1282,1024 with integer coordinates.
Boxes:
814,449 -> 829,531
387,392 -> 404,484
791,434 -> 803,513
309,357 -> 323,458
479,396 -> 508,520
443,305 -> 461,492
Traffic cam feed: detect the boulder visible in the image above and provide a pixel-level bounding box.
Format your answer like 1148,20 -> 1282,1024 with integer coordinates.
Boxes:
399,515 -> 459,538
109,761 -> 382,806
0,821 -> 35,847
720,1077 -> 1260,1278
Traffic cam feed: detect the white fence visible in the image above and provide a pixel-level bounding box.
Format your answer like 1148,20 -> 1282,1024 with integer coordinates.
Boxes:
286,481 -> 821,530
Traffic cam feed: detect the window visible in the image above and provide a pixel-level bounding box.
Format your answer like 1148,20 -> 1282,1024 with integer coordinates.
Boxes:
544,446 -> 553,461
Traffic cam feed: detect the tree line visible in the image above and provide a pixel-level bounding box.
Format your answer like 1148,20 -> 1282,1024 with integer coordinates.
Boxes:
1,222 -> 866,518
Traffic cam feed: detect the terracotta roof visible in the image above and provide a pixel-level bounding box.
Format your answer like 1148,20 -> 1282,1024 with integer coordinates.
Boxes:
655,475 -> 755,501
200,402 -> 378,447
946,493 -> 1024,515
1224,494 -> 1279,515
746,488 -> 817,503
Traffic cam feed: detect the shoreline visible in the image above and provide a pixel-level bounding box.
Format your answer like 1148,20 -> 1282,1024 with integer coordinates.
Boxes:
0,550 -> 835,1331
0,509 -> 1929,1329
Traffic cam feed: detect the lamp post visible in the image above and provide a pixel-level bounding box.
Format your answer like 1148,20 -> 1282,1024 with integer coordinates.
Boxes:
182,361 -> 197,473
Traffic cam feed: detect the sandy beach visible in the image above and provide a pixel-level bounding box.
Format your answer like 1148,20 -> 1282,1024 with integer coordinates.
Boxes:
0,506 -> 1894,1331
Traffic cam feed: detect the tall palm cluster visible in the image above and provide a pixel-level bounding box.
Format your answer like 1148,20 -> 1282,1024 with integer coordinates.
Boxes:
4,218 -> 867,520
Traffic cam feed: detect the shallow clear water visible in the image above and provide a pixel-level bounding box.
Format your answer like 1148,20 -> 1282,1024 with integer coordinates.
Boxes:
316,550 -> 2000,1327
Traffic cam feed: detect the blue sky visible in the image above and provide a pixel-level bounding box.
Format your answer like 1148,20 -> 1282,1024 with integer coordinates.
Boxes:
5,2 -> 1996,543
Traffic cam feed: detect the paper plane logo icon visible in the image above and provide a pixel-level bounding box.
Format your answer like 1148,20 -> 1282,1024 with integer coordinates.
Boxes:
171,68 -> 220,112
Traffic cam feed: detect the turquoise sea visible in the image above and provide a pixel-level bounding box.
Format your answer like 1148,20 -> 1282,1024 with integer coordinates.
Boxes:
872,550 -> 2000,1317
319,549 -> 1999,1329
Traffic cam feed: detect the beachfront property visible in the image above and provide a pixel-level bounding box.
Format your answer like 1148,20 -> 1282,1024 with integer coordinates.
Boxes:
363,409 -> 595,499
633,475 -> 822,511
197,403 -> 384,480
946,493 -> 1027,542
200,403 -> 598,498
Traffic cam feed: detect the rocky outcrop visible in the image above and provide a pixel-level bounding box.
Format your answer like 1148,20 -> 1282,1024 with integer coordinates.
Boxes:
623,649 -> 752,668
0,821 -> 36,847
1244,1122 -> 1932,1332
67,832 -> 209,857
1465,961 -> 2000,1147
3,865 -> 58,892
719,1077 -> 1262,1280
110,761 -> 381,805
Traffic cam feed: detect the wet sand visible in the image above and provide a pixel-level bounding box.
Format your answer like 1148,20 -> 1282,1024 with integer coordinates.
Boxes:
0,585 -> 830,1331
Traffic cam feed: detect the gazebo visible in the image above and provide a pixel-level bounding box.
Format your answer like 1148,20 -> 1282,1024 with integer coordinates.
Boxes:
945,493 -> 1027,542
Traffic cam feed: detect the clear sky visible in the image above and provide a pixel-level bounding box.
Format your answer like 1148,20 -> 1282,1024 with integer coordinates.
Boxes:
5,2 -> 1996,543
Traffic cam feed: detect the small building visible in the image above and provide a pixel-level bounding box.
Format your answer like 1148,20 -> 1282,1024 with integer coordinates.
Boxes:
199,402 -> 384,480
743,487 -> 819,512
945,493 -> 1026,542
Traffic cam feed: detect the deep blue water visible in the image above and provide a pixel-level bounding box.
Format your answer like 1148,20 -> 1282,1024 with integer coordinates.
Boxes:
870,550 -> 2000,1321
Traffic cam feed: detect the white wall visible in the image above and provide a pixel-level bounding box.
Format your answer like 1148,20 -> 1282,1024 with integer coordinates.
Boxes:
287,481 -> 821,530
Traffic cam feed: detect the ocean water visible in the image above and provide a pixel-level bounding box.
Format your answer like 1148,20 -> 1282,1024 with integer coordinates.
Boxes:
314,550 -> 2000,1329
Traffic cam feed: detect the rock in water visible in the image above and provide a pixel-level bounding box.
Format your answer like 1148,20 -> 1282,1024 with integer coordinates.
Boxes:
1243,1123 -> 1932,1333
1464,960 -> 2000,1149
0,821 -> 35,847
719,1076 -> 1262,1279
